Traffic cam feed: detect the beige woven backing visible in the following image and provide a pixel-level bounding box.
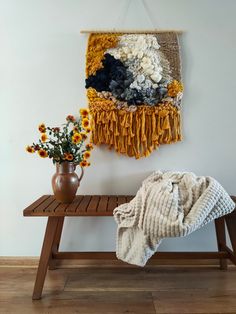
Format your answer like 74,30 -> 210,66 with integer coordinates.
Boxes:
156,32 -> 181,81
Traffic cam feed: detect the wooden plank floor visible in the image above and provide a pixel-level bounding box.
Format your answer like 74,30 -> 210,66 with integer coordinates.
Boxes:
1,266 -> 236,313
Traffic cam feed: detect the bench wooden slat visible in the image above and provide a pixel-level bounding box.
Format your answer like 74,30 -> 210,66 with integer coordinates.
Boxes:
107,196 -> 118,212
33,196 -> 55,213
76,195 -> 91,213
44,199 -> 60,213
97,196 -> 108,212
66,195 -> 84,213
87,196 -> 100,212
55,203 -> 70,214
23,195 -> 50,216
23,195 -> 134,216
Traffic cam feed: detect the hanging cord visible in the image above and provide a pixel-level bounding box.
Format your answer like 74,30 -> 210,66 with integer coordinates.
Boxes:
114,0 -> 132,29
140,0 -> 159,29
80,0 -> 183,34
114,0 -> 159,30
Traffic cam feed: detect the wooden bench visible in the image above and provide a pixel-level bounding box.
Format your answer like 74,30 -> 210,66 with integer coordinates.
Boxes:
23,195 -> 236,300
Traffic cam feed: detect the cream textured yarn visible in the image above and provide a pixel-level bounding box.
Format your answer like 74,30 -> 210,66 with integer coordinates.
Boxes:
113,171 -> 235,266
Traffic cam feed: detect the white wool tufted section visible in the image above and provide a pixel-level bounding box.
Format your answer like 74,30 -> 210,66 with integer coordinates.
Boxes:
106,34 -> 171,89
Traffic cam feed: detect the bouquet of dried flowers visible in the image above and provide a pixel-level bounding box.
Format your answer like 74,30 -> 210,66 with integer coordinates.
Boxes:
26,109 -> 93,167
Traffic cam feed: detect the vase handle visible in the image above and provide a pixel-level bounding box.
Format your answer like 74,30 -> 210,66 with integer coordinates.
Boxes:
78,166 -> 84,182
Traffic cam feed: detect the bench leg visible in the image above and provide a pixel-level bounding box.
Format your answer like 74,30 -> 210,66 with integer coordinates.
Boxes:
225,210 -> 236,265
32,217 -> 59,300
214,217 -> 228,270
48,217 -> 65,270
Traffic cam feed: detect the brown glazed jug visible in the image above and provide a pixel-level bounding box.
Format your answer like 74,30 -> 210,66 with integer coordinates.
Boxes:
52,162 -> 84,203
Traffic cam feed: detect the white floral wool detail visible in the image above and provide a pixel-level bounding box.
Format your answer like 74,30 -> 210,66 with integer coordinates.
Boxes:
113,171 -> 235,267
107,34 -> 172,91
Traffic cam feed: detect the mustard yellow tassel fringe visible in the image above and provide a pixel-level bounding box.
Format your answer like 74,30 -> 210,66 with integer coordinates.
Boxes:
89,97 -> 182,159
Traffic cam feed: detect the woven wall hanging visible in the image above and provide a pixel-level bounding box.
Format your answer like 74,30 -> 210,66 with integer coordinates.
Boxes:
85,31 -> 183,158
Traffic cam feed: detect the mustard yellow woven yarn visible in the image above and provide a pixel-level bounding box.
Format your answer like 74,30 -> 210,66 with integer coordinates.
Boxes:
86,34 -> 118,77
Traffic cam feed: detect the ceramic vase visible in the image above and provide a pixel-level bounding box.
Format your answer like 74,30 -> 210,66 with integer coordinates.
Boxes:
52,162 -> 84,203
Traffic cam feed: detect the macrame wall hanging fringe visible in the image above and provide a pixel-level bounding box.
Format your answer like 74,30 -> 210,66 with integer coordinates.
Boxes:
84,32 -> 183,158
88,93 -> 182,158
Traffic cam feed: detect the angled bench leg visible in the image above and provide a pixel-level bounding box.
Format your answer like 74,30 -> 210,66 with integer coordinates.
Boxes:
225,210 -> 236,265
214,217 -> 228,270
49,217 -> 65,270
32,217 -> 59,300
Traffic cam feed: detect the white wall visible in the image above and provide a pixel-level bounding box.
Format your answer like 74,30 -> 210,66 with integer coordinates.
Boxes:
1,0 -> 236,256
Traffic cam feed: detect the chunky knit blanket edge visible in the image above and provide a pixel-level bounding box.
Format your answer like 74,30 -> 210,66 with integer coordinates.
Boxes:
113,171 -> 235,266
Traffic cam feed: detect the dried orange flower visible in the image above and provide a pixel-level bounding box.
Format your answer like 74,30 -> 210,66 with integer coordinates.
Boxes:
38,149 -> 48,158
80,160 -> 88,167
27,113 -> 92,164
82,118 -> 89,129
80,132 -> 87,140
86,143 -> 93,150
72,133 -> 82,144
65,153 -> 73,161
83,151 -> 91,159
79,108 -> 89,118
41,133 -> 48,142
66,115 -> 76,122
26,146 -> 35,153
38,123 -> 46,133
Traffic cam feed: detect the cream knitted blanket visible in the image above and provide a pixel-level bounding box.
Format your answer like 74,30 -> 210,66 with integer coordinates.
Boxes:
113,171 -> 235,266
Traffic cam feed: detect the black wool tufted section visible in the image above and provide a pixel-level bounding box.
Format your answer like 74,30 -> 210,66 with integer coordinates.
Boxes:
85,53 -> 166,106
85,54 -> 126,92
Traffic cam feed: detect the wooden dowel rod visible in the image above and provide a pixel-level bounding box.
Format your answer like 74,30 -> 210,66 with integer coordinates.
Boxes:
80,29 -> 184,34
